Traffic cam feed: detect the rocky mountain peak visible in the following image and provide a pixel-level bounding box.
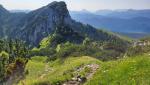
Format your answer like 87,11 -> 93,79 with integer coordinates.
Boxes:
47,1 -> 66,8
41,1 -> 68,15
0,4 -> 9,13
44,1 -> 70,20
17,1 -> 72,46
0,1 -> 126,47
0,4 -> 4,9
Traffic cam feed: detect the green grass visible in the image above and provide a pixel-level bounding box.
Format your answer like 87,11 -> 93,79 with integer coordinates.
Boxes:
18,54 -> 150,85
98,28 -> 133,42
18,56 -> 101,85
86,54 -> 150,85
18,56 -> 48,85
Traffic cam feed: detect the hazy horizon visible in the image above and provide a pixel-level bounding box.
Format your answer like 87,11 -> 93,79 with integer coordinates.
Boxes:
0,0 -> 150,12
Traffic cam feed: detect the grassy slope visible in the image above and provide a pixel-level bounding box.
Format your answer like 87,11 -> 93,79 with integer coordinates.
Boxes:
18,54 -> 150,85
86,54 -> 150,85
98,29 -> 133,42
18,56 -> 101,85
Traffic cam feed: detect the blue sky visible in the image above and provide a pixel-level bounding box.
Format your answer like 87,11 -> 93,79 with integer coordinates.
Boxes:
0,0 -> 150,11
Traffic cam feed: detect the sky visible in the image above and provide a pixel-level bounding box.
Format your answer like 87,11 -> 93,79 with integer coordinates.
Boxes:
0,0 -> 150,11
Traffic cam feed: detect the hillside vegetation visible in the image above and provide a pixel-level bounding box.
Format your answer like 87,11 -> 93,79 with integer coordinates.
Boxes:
18,53 -> 150,85
0,1 -> 150,85
0,39 -> 29,84
86,54 -> 150,85
18,56 -> 101,85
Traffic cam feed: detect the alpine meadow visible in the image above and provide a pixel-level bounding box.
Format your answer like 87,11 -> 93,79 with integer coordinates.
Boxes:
0,0 -> 150,85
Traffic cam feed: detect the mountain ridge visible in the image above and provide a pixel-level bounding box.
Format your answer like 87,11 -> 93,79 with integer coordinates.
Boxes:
70,10 -> 150,35
0,1 -> 127,46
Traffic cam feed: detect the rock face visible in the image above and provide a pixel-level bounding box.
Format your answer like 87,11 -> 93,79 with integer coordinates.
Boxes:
0,1 -> 73,45
0,5 -> 10,37
0,1 -> 127,46
0,5 -> 9,15
0,5 -> 25,38
17,1 -> 72,46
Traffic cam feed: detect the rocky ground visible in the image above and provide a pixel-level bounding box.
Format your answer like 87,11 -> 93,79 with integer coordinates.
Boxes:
63,64 -> 99,85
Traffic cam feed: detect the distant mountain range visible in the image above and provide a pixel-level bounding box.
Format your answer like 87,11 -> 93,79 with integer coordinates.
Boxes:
8,8 -> 150,38
95,9 -> 150,19
70,9 -> 150,38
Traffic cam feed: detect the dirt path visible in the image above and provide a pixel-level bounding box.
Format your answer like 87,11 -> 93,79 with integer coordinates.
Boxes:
39,63 -> 53,79
63,64 -> 99,85
86,64 -> 99,79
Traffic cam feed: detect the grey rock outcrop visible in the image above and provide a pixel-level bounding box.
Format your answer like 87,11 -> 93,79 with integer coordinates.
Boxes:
17,1 -> 73,46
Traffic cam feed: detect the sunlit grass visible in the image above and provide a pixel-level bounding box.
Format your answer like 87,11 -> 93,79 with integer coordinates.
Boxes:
86,54 -> 150,85
18,56 -> 48,84
18,56 -> 101,85
18,54 -> 150,85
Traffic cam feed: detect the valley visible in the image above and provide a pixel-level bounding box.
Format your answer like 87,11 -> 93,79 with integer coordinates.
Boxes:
70,10 -> 150,38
